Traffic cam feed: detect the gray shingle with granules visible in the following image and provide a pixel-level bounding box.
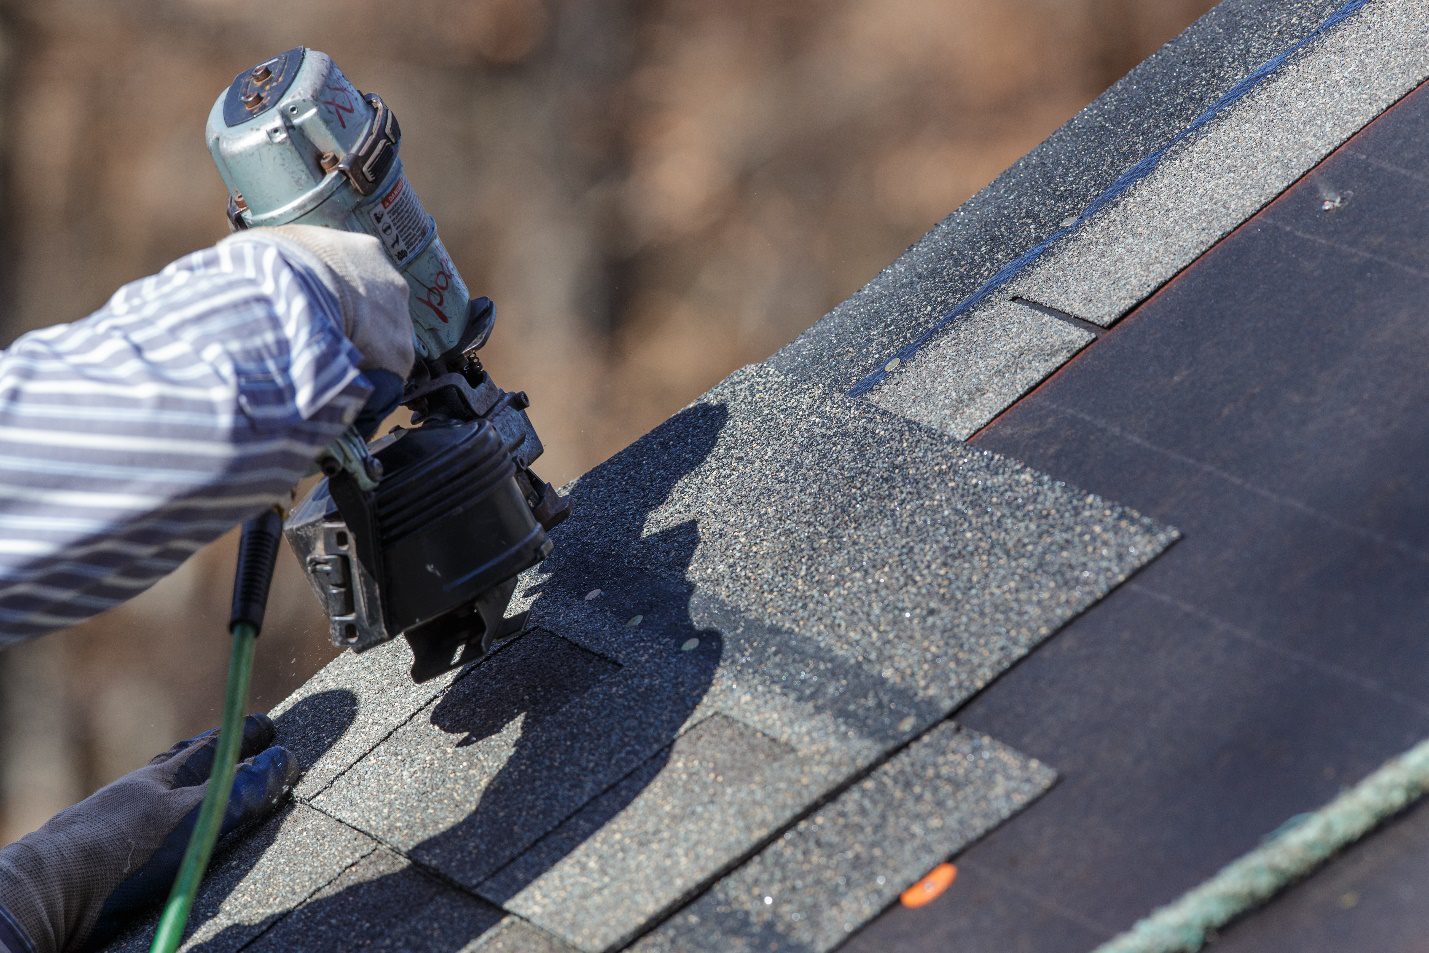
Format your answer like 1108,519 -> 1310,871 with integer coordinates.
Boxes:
267,637 -> 466,800
1004,0 -> 1429,326
460,917 -> 584,953
480,713 -> 797,950
867,298 -> 1092,439
105,804 -> 377,953
240,848 -> 504,953
529,363 -> 1175,714
632,723 -> 1054,953
312,630 -> 623,885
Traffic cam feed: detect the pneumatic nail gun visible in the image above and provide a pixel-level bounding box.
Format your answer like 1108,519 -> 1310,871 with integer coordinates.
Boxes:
206,48 -> 569,681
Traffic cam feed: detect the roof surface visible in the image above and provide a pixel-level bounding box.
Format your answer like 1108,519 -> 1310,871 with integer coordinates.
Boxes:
853,60 -> 1429,953
107,0 -> 1429,949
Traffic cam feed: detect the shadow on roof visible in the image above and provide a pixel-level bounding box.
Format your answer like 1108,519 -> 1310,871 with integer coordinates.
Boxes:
190,403 -> 731,951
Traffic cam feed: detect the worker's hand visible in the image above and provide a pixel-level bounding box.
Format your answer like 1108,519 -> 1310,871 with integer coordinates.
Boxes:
0,714 -> 298,953
221,225 -> 415,379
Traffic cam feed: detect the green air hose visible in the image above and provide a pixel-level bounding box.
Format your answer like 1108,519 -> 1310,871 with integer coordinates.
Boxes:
150,508 -> 283,953
148,624 -> 256,953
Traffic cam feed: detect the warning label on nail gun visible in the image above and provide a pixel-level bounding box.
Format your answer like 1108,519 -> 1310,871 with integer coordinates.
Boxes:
365,176 -> 433,264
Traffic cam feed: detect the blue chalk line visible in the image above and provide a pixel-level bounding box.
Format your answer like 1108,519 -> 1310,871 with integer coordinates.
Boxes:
848,0 -> 1374,398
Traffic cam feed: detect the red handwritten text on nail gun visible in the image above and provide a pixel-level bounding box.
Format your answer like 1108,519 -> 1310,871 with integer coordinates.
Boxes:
321,82 -> 357,129
417,255 -> 454,325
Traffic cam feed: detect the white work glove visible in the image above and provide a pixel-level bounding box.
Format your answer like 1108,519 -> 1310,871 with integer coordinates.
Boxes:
221,224 -> 415,379
0,715 -> 297,953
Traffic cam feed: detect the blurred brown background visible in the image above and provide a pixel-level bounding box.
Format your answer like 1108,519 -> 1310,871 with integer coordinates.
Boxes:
0,0 -> 1215,840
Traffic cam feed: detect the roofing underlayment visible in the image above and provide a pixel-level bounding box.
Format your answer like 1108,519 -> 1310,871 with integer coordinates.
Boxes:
108,0 -> 1429,949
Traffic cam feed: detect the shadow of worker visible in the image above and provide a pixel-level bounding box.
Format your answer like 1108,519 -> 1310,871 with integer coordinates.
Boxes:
189,400 -> 729,951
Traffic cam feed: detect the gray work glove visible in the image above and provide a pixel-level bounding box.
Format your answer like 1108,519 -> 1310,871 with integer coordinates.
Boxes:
0,714 -> 298,953
221,224 -> 415,379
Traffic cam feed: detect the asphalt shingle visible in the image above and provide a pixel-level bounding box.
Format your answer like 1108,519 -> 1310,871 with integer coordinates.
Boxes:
315,607 -> 899,912
461,918 -> 584,953
633,723 -> 1054,953
516,582 -> 943,760
1004,0 -> 1429,326
481,713 -> 796,950
312,630 -> 623,885
268,637 -> 466,800
240,848 -> 504,953
534,363 -> 1176,713
868,298 -> 1092,439
106,804 -> 377,953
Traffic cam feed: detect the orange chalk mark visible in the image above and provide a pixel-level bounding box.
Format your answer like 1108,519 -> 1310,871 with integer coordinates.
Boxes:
900,862 -> 957,909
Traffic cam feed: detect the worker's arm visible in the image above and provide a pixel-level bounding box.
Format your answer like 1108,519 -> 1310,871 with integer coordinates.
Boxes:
0,229 -> 410,953
0,227 -> 411,642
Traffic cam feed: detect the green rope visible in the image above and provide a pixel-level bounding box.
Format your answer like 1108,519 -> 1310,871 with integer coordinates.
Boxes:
1093,737 -> 1429,953
149,623 -> 257,953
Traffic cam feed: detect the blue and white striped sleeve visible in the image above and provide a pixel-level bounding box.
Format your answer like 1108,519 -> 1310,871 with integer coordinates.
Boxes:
0,237 -> 372,642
